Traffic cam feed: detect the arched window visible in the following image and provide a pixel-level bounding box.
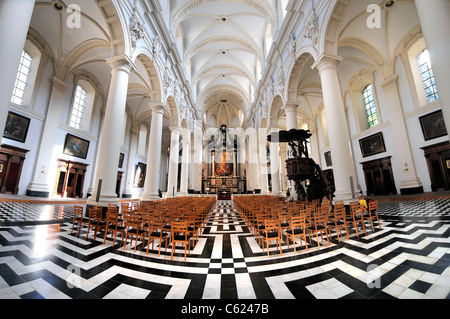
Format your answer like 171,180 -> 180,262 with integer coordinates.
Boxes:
417,49 -> 439,103
70,85 -> 87,129
68,78 -> 96,131
11,50 -> 33,105
362,84 -> 379,128
137,124 -> 147,156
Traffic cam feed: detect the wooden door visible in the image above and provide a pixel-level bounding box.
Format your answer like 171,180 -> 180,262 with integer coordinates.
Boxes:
0,144 -> 28,194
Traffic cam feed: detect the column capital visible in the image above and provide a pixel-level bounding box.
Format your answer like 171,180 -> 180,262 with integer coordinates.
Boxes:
51,77 -> 70,93
150,103 -> 166,115
169,126 -> 181,135
106,55 -> 136,74
380,74 -> 399,88
312,54 -> 343,74
283,102 -> 299,113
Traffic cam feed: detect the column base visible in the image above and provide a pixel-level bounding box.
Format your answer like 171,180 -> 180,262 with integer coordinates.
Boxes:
26,183 -> 51,198
332,190 -> 357,205
400,186 -> 424,195
141,192 -> 160,201
400,177 -> 423,195
87,193 -> 119,207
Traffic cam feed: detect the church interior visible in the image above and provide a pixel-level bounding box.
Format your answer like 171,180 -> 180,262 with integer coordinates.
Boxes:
0,0 -> 449,302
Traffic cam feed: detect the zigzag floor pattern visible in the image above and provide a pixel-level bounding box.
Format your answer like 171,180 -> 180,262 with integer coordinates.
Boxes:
0,199 -> 449,300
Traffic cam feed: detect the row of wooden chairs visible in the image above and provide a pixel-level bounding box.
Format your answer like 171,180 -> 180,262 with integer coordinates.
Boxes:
70,197 -> 215,261
234,196 -> 382,257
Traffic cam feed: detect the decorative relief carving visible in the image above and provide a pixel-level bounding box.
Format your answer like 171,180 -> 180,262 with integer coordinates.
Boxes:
130,13 -> 145,48
288,34 -> 296,59
153,35 -> 162,57
305,17 -> 319,46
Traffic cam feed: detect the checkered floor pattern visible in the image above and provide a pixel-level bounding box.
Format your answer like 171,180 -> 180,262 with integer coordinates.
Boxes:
0,198 -> 449,300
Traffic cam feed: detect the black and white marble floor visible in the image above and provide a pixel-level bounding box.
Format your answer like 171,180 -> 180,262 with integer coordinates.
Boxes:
0,198 -> 449,300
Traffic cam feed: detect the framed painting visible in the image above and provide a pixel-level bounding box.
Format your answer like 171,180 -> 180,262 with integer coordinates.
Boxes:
324,151 -> 332,167
134,162 -> 146,188
118,153 -> 124,168
3,112 -> 30,143
63,134 -> 90,159
359,132 -> 386,158
419,110 -> 448,141
214,150 -> 233,176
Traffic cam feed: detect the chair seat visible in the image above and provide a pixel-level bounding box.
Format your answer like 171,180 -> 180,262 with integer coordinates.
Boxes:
127,228 -> 146,235
308,225 -> 326,231
329,220 -> 345,226
173,235 -> 191,241
150,232 -> 168,238
280,222 -> 290,228
75,217 -> 89,222
261,231 -> 279,238
108,225 -> 125,231
286,229 -> 305,235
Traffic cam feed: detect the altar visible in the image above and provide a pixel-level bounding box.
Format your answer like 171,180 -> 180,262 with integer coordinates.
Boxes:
202,125 -> 245,195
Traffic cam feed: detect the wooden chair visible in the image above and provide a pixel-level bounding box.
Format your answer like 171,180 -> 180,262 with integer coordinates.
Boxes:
85,207 -> 106,241
253,210 -> 269,246
347,202 -> 367,238
328,205 -> 349,243
278,210 -> 291,233
285,214 -> 308,253
103,212 -> 126,246
170,221 -> 191,261
123,212 -> 146,251
364,201 -> 382,232
146,215 -> 169,256
307,209 -> 330,248
185,210 -> 201,246
70,205 -> 88,237
260,219 -> 283,257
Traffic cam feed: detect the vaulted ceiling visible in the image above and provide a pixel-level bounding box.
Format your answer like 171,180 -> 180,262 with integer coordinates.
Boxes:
169,0 -> 283,127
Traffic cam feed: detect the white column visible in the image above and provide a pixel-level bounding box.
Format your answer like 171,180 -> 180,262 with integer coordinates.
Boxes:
188,142 -> 195,192
414,0 -> 450,130
26,77 -> 70,197
269,128 -> 282,195
87,56 -> 133,207
160,150 -> 169,193
193,127 -> 203,193
180,137 -> 190,195
314,54 -> 357,204
258,128 -> 269,194
381,75 -> 423,194
284,103 -> 299,130
279,143 -> 289,193
122,126 -> 139,198
167,127 -> 180,197
141,104 -> 165,201
0,0 -> 35,132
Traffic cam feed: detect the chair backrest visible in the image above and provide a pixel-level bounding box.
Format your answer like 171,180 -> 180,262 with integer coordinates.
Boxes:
106,212 -> 121,229
171,221 -> 189,239
368,201 -> 378,211
264,219 -> 281,234
290,214 -> 306,229
123,212 -> 141,229
333,206 -> 346,220
351,205 -> 363,220
313,211 -> 328,225
88,207 -> 102,220
148,217 -> 164,233
74,205 -> 84,217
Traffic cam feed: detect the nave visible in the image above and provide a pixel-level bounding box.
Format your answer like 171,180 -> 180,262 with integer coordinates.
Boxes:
0,198 -> 449,300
